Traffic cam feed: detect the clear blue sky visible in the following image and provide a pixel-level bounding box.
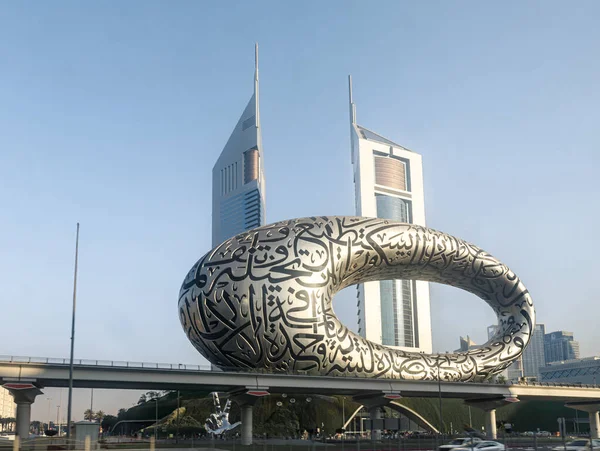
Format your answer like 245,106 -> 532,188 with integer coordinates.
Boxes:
1,1 -> 599,421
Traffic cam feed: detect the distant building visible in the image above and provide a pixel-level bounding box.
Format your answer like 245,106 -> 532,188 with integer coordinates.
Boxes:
545,331 -> 580,364
212,44 -> 266,247
0,387 -> 15,418
540,357 -> 600,385
349,76 -> 432,353
455,336 -> 478,353
522,324 -> 546,380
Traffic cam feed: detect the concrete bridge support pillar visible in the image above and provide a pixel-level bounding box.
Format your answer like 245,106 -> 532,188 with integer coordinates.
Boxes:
369,407 -> 383,441
353,394 -> 391,442
566,402 -> 600,440
240,404 -> 253,446
6,386 -> 43,439
485,409 -> 497,440
231,388 -> 269,446
466,397 -> 517,440
16,402 -> 32,438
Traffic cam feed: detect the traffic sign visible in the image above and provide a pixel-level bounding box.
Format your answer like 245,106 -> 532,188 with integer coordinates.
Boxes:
384,393 -> 402,400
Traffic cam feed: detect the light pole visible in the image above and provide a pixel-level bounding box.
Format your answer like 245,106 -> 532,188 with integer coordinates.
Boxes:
154,398 -> 159,440
176,391 -> 180,444
67,223 -> 80,439
342,397 -> 346,431
47,397 -> 52,431
57,388 -> 62,435
437,363 -> 444,435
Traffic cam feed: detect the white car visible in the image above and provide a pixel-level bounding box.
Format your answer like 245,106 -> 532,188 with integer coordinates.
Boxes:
439,438 -> 483,451
454,441 -> 506,451
553,440 -> 600,451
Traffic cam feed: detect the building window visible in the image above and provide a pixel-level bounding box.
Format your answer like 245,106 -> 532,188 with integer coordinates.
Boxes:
244,148 -> 259,184
375,194 -> 411,223
373,155 -> 409,191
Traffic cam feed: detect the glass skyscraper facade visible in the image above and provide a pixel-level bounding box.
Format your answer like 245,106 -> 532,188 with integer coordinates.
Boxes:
545,331 -> 580,363
349,76 -> 432,353
522,323 -> 546,379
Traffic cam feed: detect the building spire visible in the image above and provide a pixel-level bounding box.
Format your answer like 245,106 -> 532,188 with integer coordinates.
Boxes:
348,74 -> 356,125
254,43 -> 260,129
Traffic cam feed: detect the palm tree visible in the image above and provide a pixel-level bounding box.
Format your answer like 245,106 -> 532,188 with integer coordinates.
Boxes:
83,409 -> 94,421
94,410 -> 105,423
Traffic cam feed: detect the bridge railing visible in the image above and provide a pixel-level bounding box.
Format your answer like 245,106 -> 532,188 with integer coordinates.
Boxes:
0,355 -> 598,388
0,355 -> 212,371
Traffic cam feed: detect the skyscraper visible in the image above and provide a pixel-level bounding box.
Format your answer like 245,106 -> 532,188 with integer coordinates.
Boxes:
212,44 -> 266,247
522,323 -> 546,379
545,331 -> 580,363
349,76 -> 432,353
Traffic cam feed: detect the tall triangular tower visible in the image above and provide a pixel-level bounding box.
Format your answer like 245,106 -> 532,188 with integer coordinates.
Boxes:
212,44 -> 266,248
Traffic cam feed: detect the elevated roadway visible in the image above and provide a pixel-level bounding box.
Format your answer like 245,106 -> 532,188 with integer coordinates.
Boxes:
1,355 -> 600,401
2,356 -> 600,443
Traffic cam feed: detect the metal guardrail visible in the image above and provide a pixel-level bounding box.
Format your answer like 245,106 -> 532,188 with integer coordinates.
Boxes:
0,355 -> 599,388
0,355 -> 210,371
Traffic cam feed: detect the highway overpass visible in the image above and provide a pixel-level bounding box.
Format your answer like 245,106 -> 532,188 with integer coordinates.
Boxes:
1,355 -> 600,443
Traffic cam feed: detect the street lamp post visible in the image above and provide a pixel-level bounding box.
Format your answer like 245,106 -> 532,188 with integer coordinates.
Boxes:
342,397 -> 346,431
66,223 -> 80,439
438,363 -> 444,435
176,391 -> 180,444
47,398 -> 52,431
468,406 -> 472,428
57,388 -> 62,435
155,398 -> 159,440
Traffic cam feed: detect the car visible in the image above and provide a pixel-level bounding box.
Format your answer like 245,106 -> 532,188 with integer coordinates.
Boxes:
439,438 -> 483,451
454,441 -> 505,451
552,440 -> 600,451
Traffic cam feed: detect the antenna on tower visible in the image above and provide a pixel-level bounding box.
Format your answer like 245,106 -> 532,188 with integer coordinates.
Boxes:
255,43 -> 260,129
348,75 -> 356,125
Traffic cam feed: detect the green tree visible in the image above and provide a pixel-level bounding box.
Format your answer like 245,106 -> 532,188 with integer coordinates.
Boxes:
95,410 -> 105,423
100,415 -> 118,432
117,409 -> 127,419
84,409 -> 94,421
